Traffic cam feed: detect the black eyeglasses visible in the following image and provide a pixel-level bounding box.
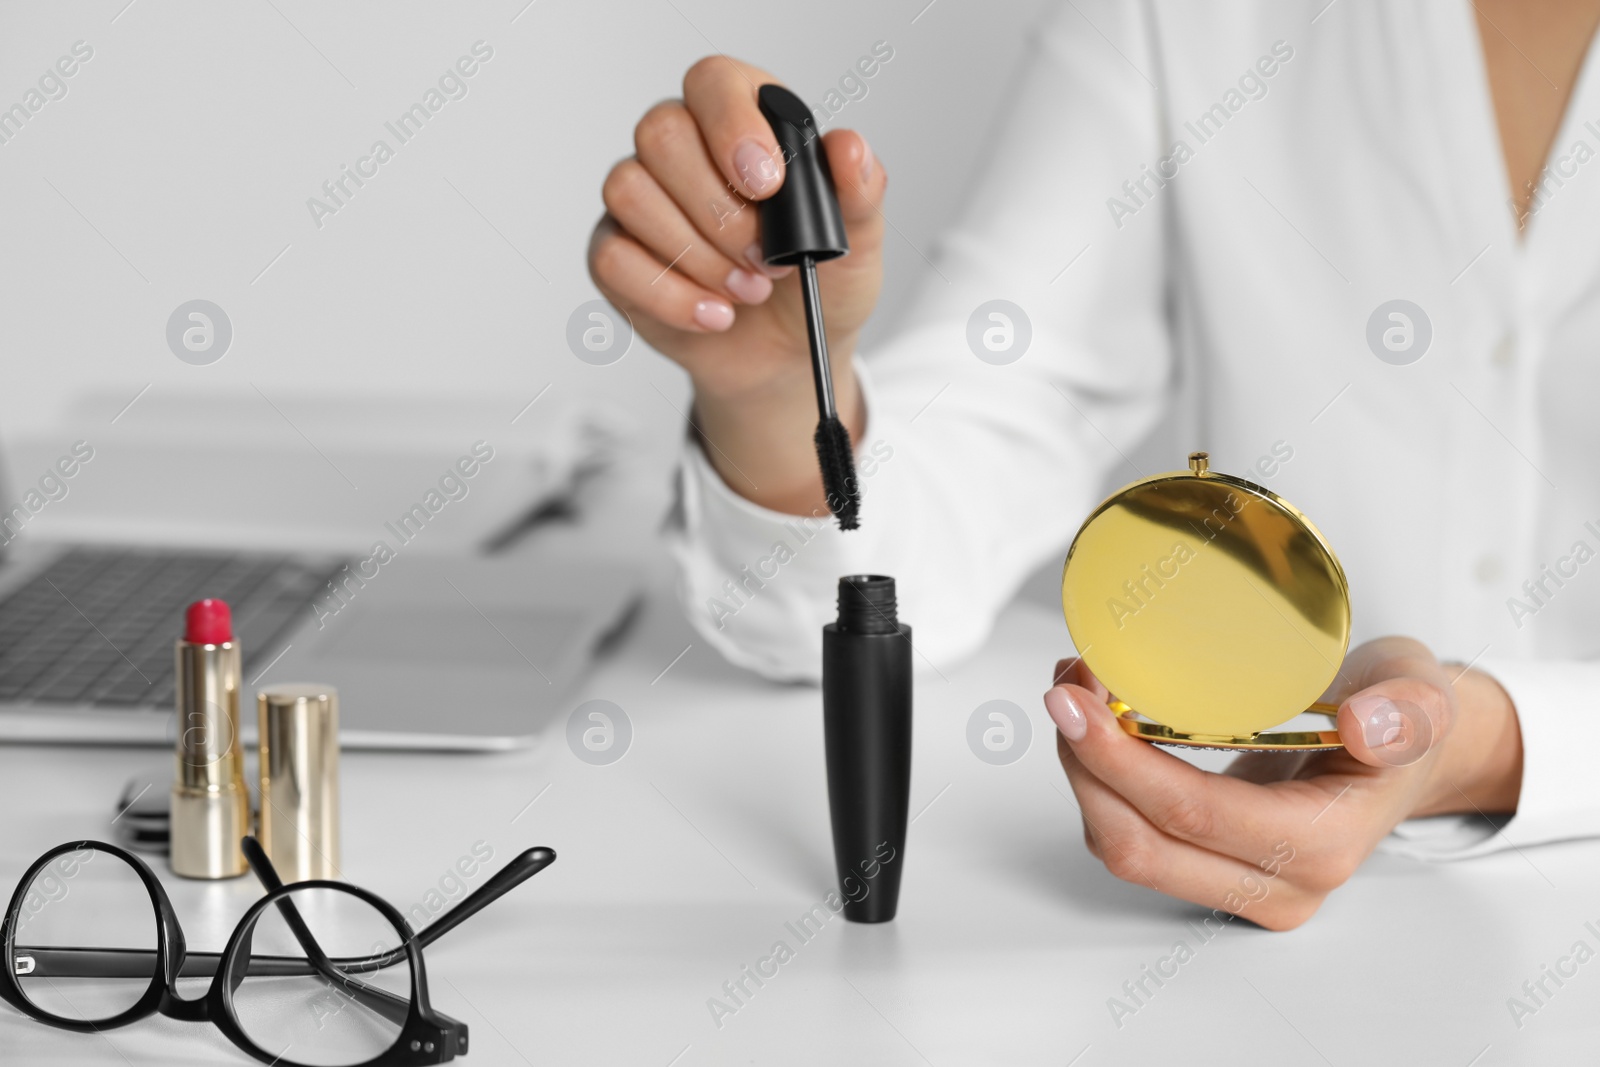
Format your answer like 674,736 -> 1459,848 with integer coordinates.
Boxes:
1,836 -> 555,1066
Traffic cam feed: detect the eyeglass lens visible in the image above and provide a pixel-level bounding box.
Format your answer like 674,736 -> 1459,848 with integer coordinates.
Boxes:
229,885 -> 414,1067
12,846 -> 158,1023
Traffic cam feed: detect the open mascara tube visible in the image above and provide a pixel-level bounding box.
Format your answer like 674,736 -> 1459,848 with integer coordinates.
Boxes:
822,574 -> 911,921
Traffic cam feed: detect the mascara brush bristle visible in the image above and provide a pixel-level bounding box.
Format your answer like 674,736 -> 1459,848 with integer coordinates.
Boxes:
814,415 -> 861,531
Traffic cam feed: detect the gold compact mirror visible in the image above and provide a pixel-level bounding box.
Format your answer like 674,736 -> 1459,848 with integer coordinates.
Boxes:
1060,453 -> 1351,751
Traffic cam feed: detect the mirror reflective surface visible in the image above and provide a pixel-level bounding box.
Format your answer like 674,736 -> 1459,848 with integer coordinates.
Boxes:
1061,453 -> 1350,744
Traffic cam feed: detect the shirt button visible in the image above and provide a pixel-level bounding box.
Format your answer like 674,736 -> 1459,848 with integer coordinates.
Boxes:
1475,555 -> 1504,584
1491,334 -> 1515,367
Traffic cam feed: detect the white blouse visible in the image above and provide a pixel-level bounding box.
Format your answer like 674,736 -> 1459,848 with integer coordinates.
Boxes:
668,0 -> 1600,858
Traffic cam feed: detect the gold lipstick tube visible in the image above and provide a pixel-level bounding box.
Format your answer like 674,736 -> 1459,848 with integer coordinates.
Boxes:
170,637 -> 249,878
257,683 -> 341,882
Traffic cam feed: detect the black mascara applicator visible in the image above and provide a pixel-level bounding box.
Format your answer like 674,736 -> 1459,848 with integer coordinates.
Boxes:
757,84 -> 861,531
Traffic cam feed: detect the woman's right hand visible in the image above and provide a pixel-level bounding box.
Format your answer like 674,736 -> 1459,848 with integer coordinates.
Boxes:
587,56 -> 888,515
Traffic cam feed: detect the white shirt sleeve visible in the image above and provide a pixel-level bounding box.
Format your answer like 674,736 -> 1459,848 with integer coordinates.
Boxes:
667,0 -> 1174,682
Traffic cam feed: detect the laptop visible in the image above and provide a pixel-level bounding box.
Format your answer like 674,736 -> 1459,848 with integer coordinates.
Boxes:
0,395 -> 639,751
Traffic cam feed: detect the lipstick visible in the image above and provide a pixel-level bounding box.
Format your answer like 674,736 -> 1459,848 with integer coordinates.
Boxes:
169,598 -> 249,879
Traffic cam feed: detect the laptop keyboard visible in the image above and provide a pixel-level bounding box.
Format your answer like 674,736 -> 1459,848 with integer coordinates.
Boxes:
0,548 -> 340,709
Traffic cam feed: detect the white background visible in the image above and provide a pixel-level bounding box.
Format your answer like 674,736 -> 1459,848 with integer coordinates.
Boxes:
0,0 -> 1053,516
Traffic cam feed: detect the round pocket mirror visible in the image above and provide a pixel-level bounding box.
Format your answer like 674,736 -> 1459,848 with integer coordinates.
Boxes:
1060,452 -> 1351,750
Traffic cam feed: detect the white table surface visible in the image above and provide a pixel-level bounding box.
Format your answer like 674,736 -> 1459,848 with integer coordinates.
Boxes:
2,577 -> 1596,1066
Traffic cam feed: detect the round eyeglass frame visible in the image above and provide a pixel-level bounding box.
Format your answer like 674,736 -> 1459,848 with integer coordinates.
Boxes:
0,839 -> 465,1067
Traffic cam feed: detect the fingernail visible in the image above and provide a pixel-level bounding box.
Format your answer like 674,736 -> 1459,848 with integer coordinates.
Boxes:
693,300 -> 734,331
744,242 -> 792,279
734,140 -> 781,196
859,135 -> 875,183
1351,694 -> 1403,749
1044,687 -> 1087,742
1350,693 -> 1433,765
725,267 -> 772,304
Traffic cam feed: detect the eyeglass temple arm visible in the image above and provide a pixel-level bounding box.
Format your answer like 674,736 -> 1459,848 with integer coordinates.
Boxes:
238,836 -> 415,1028
9,946 -> 347,979
413,846 -> 557,951
324,845 -> 560,974
10,845 -> 558,981
241,837 -> 337,971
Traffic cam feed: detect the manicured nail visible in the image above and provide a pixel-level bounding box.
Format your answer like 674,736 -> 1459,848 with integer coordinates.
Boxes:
725,267 -> 773,304
734,139 -> 781,196
693,300 -> 734,331
1044,686 -> 1087,742
1349,693 -> 1432,765
1350,694 -> 1403,749
745,242 -> 792,279
859,135 -> 875,183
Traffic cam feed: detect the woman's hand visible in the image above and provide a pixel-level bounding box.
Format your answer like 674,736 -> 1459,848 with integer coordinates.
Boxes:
587,57 -> 888,515
1043,636 -> 1524,930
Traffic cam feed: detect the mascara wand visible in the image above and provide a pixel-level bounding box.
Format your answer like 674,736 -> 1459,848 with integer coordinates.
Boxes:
757,84 -> 861,531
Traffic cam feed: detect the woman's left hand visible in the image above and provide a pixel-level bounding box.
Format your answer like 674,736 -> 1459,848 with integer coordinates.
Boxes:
1043,636 -> 1524,930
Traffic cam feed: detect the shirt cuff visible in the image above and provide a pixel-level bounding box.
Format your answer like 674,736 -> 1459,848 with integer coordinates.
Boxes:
1379,658 -> 1600,860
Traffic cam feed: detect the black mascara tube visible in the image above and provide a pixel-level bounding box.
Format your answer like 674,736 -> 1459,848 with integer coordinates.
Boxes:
822,574 -> 911,923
